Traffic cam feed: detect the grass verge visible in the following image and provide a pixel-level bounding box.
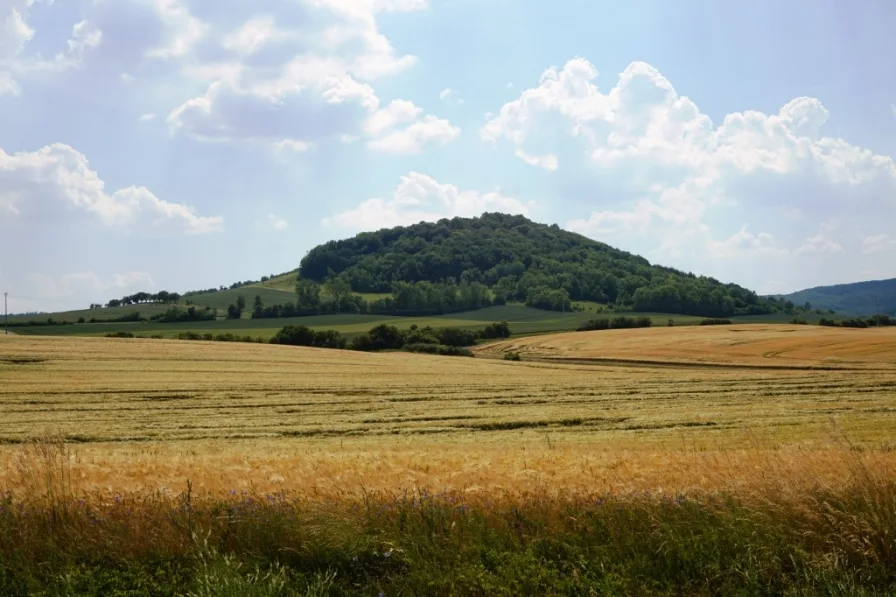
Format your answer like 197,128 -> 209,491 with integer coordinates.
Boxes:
1,439 -> 895,595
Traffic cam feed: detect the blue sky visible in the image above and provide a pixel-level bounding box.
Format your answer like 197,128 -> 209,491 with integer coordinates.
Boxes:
1,0 -> 895,312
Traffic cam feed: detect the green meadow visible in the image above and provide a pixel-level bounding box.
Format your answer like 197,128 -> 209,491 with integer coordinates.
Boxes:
9,305 -> 706,340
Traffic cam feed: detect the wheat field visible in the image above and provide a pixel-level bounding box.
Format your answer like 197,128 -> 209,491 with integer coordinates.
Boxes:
475,323 -> 896,368
2,328 -> 896,499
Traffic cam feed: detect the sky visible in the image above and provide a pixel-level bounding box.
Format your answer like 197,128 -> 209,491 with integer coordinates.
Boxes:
1,0 -> 895,313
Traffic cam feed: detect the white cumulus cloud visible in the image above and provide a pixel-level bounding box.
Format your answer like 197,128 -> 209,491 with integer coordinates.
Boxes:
863,234 -> 896,254
158,0 -> 458,153
367,114 -> 460,154
325,172 -> 533,230
268,214 -> 288,230
485,57 -> 896,291
514,148 -> 558,171
0,143 -> 223,235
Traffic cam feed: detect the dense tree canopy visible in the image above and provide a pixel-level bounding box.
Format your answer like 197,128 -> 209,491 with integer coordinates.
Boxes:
299,213 -> 784,317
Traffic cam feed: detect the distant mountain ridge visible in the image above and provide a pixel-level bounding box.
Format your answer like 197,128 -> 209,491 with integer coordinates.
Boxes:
778,278 -> 896,316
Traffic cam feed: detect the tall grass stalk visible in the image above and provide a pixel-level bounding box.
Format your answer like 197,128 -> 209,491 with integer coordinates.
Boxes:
1,438 -> 895,595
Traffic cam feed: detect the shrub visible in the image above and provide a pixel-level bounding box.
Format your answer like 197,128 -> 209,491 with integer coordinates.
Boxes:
504,351 -> 522,361
435,327 -> 478,347
699,318 -> 733,326
577,319 -> 609,332
176,331 -> 204,341
869,314 -> 893,327
270,325 -> 347,349
404,343 -> 474,357
404,326 -> 440,345
480,321 -> 512,339
819,318 -> 839,327
365,324 -> 405,351
577,316 -> 652,332
350,334 -> 374,351
151,307 -> 216,324
105,331 -> 135,338
840,318 -> 869,329
790,319 -> 809,325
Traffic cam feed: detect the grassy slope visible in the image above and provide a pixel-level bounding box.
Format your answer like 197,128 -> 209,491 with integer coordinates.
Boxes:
6,287 -> 297,323
185,287 -> 295,310
249,270 -> 297,292
7,303 -> 173,324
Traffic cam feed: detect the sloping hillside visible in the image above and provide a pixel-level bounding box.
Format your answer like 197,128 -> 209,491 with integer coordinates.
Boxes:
780,279 -> 896,316
299,213 -> 785,318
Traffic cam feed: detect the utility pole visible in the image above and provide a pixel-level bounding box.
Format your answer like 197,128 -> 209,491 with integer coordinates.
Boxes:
4,292 -> 7,335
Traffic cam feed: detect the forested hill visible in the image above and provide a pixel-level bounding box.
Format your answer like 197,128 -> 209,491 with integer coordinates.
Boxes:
778,279 -> 896,316
299,213 -> 786,317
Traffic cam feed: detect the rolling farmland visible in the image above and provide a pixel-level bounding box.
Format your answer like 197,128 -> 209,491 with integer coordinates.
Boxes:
3,327 -> 896,593
2,327 -> 895,497
9,304 -> 706,340
475,324 -> 896,369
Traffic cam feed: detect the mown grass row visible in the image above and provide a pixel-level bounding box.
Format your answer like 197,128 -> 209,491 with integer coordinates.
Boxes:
1,441 -> 895,595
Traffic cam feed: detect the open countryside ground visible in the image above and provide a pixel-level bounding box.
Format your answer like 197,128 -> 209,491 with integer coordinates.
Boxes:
3,328 -> 896,593
476,324 -> 896,369
2,327 -> 896,497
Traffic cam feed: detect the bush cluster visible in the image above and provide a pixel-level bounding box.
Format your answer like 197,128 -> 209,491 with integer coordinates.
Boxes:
577,316 -> 653,332
699,318 -> 733,326
105,322 -> 511,358
269,326 -> 347,349
349,322 -> 511,353
404,343 -> 474,357
821,315 -> 893,328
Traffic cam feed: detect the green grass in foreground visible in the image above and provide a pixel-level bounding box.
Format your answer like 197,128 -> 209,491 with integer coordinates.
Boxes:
2,477 -> 894,596
10,306 -> 706,340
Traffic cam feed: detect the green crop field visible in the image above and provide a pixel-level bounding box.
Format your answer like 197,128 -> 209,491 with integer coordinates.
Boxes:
249,271 -> 298,292
10,305 -> 706,340
7,303 -> 173,324
185,286 -> 296,310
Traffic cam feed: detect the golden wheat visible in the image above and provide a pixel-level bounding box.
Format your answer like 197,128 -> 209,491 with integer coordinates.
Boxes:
475,324 -> 896,368
2,330 -> 895,500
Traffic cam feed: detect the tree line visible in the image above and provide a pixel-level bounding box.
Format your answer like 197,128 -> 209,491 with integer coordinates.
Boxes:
102,291 -> 182,308
820,315 -> 894,328
109,321 -> 513,359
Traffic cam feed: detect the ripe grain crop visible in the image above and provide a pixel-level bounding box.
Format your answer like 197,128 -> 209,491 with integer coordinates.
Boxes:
3,330 -> 896,594
475,323 -> 896,369
2,330 -> 896,499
